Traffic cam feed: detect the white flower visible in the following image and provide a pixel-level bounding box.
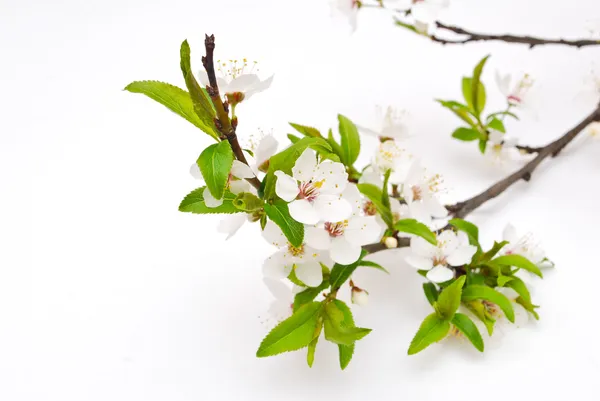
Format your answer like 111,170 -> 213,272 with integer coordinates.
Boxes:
486,130 -> 519,164
356,106 -> 411,141
372,140 -> 413,184
495,71 -> 534,108
198,59 -> 273,103
405,230 -> 477,283
351,287 -> 369,306
189,160 -> 252,208
501,223 -> 546,265
263,277 -> 305,323
262,221 -> 327,287
274,148 -> 351,225
402,161 -> 448,225
330,0 -> 360,32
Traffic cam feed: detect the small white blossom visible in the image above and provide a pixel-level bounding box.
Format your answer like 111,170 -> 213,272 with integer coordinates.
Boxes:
356,106 -> 411,141
198,59 -> 273,104
402,160 -> 448,225
274,148 -> 351,225
486,130 -> 519,164
495,71 -> 534,108
405,230 -> 477,283
501,223 -> 546,265
384,236 -> 399,248
262,221 -> 327,287
351,287 -> 369,306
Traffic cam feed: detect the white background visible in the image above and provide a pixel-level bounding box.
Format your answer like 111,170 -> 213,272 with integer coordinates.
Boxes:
1,0 -> 600,400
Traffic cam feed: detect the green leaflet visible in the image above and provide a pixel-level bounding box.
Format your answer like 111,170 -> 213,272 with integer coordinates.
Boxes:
306,320 -> 323,367
505,276 -> 531,303
290,123 -> 322,138
337,114 -> 361,166
452,127 -> 482,141
491,254 -> 543,278
408,313 -> 451,355
232,192 -> 264,212
357,183 -> 393,228
471,55 -> 490,115
487,117 -> 506,133
359,260 -> 389,274
256,302 -> 322,357
294,278 -> 330,312
323,301 -> 371,346
461,285 -> 515,323
179,40 -> 220,139
178,187 -> 241,214
394,218 -> 437,245
465,300 -> 496,335
449,218 -> 479,243
333,300 -> 357,370
436,99 -> 478,128
197,141 -> 234,199
479,240 -> 509,263
423,282 -> 439,306
264,200 -> 304,247
451,313 -> 484,352
435,276 -> 466,320
124,80 -> 218,139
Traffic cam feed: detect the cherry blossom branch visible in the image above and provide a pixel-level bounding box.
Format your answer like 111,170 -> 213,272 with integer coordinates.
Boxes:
430,21 -> 600,48
365,102 -> 600,253
515,144 -> 545,154
202,34 -> 261,190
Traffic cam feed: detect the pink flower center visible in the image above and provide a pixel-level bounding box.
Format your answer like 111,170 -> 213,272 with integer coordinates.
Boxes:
432,256 -> 447,266
325,221 -> 347,237
363,201 -> 377,216
298,181 -> 320,202
507,94 -> 521,104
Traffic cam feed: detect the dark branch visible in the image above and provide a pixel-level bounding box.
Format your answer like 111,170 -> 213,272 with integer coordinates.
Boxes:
202,34 -> 261,190
431,21 -> 600,48
516,144 -> 545,154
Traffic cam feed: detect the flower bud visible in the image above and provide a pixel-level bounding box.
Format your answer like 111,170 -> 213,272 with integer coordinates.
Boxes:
351,287 -> 369,306
384,236 -> 398,248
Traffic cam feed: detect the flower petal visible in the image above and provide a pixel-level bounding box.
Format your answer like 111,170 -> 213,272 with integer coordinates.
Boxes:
203,187 -> 223,208
330,237 -> 362,265
359,166 -> 383,187
263,277 -> 291,301
229,179 -> 250,194
426,265 -> 454,283
189,163 -> 203,180
424,196 -> 448,218
438,230 -> 459,253
313,195 -> 352,223
231,160 -> 255,178
292,148 -> 317,182
225,73 -> 260,93
274,171 -> 299,202
262,220 -> 287,248
446,244 -> 477,266
263,251 -> 293,279
289,199 -> 320,225
342,183 -> 363,217
407,201 -> 433,227
489,130 -> 504,144
295,261 -> 323,287
304,225 -> 332,250
344,216 -> 382,246
405,254 -> 434,270
410,236 -> 438,258
312,160 -> 348,194
217,214 -> 247,240
502,223 -> 518,243
245,74 -> 274,99
255,135 -> 278,166
197,70 -> 210,86
495,286 -> 520,301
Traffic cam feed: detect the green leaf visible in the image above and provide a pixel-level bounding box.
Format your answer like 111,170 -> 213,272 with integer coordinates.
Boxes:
505,276 -> 531,303
287,134 -> 301,143
125,81 -> 218,139
262,137 -> 332,200
329,250 -> 367,290
496,275 -> 513,287
179,40 -> 219,140
359,260 -> 389,274
264,200 -> 304,247
487,118 -> 506,133
323,301 -> 371,346
479,240 -> 509,263
307,320 -> 323,367
178,187 -> 241,214
327,129 -> 344,159
357,183 -> 394,228
452,127 -> 482,141
338,114 -> 361,166
256,302 -> 322,357
394,19 -> 420,34
232,192 -> 264,212
466,271 -> 486,286
491,254 -> 543,278
436,99 -> 477,128
465,300 -> 496,335
382,169 -> 392,210
516,297 -> 540,320
407,313 -> 451,355
472,55 -> 490,115
451,313 -> 484,352
290,123 -> 322,138
198,141 -> 234,199
333,300 -> 357,370
294,278 -> 330,312
435,276 -> 466,320
394,219 -> 437,245
461,285 -> 515,323
462,77 -> 474,111
478,138 -> 488,154
448,218 -> 479,243
423,282 -> 439,306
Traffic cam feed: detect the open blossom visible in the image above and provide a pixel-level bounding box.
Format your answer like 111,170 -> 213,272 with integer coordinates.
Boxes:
501,223 -> 546,265
356,106 -> 410,141
263,277 -> 305,323
401,161 -> 448,225
495,71 -> 534,108
486,130 -> 519,164
275,148 -> 351,225
262,221 -> 327,287
372,140 -> 413,183
405,230 -> 477,283
197,59 -> 273,103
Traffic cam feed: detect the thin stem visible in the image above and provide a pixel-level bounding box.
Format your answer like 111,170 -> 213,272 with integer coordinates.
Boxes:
202,34 -> 261,190
431,21 -> 600,48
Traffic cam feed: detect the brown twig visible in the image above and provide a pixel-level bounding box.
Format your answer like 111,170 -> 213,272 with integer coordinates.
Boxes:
431,21 -> 600,48
516,144 -> 545,154
365,102 -> 600,253
202,34 -> 261,190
